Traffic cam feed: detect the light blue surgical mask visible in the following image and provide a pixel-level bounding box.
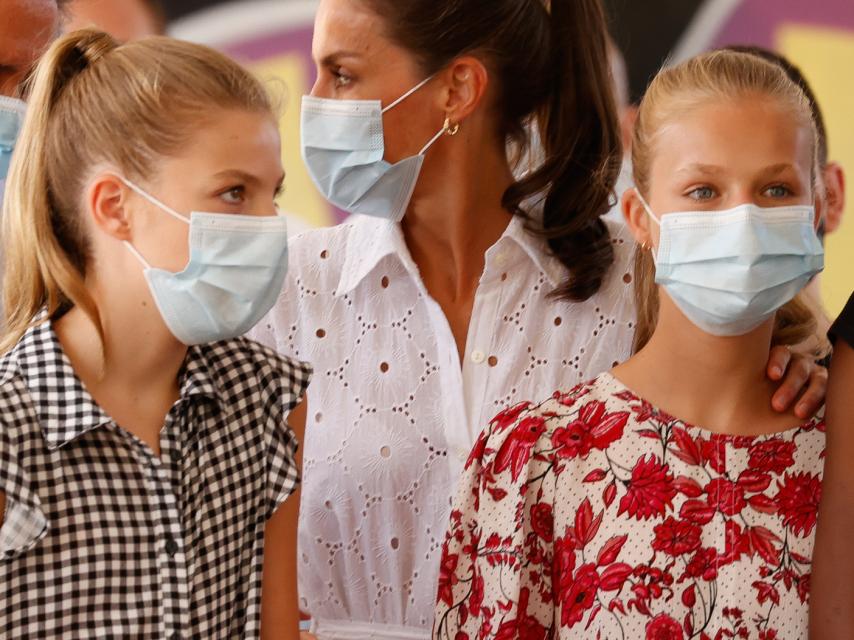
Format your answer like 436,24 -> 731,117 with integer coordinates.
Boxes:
639,194 -> 824,336
300,77 -> 449,221
121,179 -> 289,345
0,96 -> 27,183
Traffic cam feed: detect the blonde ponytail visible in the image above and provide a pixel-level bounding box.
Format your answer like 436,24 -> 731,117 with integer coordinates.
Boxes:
2,31 -> 115,353
1,29 -> 273,353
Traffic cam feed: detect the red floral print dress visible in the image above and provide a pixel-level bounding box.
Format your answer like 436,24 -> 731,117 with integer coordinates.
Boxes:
433,373 -> 825,640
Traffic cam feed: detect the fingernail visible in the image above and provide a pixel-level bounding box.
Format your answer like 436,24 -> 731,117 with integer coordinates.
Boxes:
772,367 -> 783,377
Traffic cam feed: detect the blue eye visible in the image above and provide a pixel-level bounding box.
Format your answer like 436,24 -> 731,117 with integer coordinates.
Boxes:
764,184 -> 792,198
688,186 -> 716,201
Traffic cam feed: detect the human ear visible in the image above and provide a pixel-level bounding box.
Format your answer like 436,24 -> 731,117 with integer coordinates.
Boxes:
439,56 -> 489,127
622,187 -> 656,249
84,172 -> 133,241
822,162 -> 846,234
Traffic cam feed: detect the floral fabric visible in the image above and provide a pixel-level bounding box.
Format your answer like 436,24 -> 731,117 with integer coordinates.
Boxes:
434,373 -> 825,640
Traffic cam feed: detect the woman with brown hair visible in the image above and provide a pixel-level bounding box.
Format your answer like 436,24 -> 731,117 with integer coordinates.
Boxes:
252,2 -> 827,638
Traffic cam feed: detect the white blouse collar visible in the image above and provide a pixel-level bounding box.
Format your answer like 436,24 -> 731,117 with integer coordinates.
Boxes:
335,214 -> 566,297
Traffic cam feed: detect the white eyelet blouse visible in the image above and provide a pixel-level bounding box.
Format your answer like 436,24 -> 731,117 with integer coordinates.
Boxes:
251,213 -> 638,639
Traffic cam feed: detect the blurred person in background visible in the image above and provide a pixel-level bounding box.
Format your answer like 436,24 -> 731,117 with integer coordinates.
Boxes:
608,37 -> 638,206
1,0 -> 60,192
64,0 -> 165,41
0,0 -> 61,320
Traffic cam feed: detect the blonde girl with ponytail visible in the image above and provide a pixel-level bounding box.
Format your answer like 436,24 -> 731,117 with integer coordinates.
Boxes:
0,29 -> 307,638
434,50 -> 827,639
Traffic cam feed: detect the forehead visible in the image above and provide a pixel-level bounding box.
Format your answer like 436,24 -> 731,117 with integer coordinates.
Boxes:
182,109 -> 279,152
163,109 -> 282,178
312,0 -> 389,60
652,96 -> 815,175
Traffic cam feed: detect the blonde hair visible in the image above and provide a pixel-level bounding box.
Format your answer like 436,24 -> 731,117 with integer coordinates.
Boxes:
1,29 -> 272,353
630,49 -> 829,357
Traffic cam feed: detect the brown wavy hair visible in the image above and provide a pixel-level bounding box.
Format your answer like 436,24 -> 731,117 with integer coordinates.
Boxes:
363,0 -> 622,301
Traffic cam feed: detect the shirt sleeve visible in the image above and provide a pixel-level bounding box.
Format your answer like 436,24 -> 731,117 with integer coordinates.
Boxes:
263,355 -> 312,520
829,291 -> 854,349
0,421 -> 47,560
433,402 -> 555,638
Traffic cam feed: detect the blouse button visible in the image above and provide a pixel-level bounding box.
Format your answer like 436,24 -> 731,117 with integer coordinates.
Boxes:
470,350 -> 485,364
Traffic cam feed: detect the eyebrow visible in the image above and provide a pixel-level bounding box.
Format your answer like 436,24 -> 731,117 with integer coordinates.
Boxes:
214,170 -> 286,189
759,163 -> 797,177
676,163 -> 724,175
675,162 -> 798,177
319,50 -> 363,67
214,170 -> 261,185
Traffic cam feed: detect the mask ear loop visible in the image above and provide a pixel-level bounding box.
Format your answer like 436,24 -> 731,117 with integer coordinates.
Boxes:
124,240 -> 152,269
380,76 -> 460,157
116,176 -> 190,269
381,76 -> 434,113
418,116 -> 460,156
120,177 -> 191,225
635,190 -> 661,265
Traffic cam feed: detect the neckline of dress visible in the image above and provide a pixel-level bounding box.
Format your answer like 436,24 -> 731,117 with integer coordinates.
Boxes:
598,371 -> 822,442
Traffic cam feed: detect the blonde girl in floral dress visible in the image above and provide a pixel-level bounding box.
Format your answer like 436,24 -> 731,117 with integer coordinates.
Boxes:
434,50 -> 830,640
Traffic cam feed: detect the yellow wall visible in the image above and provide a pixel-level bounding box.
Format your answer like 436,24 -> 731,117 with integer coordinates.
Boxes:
249,54 -> 335,228
779,25 -> 854,316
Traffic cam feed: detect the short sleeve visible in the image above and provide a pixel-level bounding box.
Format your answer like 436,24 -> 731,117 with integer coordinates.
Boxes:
829,292 -> 854,349
263,355 -> 312,519
0,424 -> 47,560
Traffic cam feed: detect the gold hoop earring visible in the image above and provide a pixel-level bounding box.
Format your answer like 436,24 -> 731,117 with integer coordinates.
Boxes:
444,115 -> 460,136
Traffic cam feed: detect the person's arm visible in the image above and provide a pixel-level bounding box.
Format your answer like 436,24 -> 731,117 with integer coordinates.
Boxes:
262,398 -> 307,640
766,346 -> 827,418
809,342 -> 854,639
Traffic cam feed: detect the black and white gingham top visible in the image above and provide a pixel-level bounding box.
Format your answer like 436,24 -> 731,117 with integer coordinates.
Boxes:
0,317 -> 311,638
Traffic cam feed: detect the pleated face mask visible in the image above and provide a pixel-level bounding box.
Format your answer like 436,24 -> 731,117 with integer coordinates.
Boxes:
300,77 -> 448,221
121,178 -> 289,345
639,194 -> 824,336
0,96 -> 26,186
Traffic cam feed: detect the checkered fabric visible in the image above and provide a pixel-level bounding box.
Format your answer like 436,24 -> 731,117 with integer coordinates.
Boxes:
0,317 -> 311,638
